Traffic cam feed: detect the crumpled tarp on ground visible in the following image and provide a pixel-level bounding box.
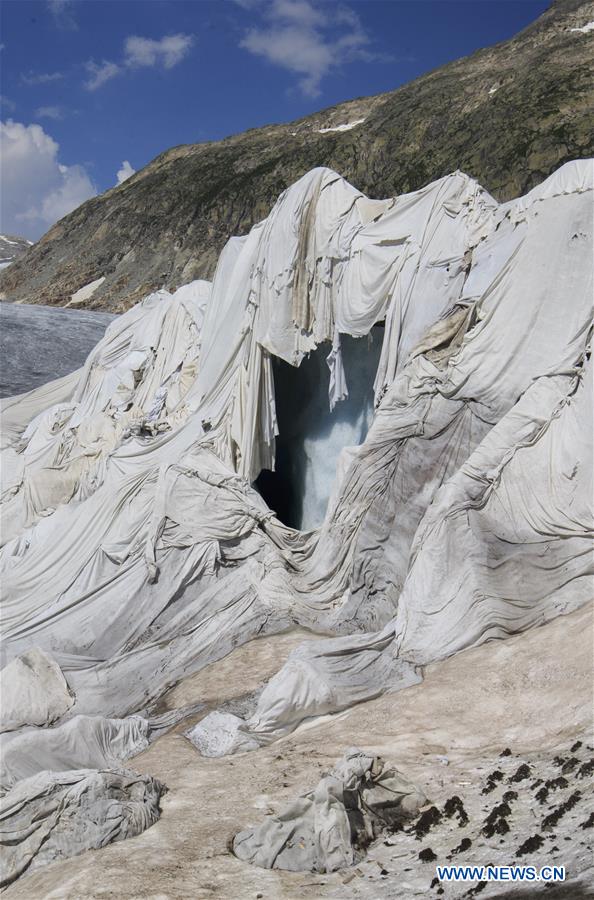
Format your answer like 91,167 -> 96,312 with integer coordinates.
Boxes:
0,707 -> 202,794
0,768 -> 165,887
0,714 -> 151,792
233,748 -> 425,872
0,161 -> 592,879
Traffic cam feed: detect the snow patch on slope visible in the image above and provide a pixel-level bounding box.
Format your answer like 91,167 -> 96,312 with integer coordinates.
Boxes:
0,235 -> 33,247
68,276 -> 106,306
570,20 -> 594,33
0,233 -> 33,268
318,118 -> 366,134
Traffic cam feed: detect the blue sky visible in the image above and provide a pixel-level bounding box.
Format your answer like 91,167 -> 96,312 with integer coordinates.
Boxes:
1,0 -> 551,239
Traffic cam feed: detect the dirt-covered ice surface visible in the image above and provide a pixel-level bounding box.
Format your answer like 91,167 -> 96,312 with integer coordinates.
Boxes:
5,604 -> 592,900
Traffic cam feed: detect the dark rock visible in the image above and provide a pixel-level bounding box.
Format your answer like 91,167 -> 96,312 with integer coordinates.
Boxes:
419,847 -> 437,862
443,796 -> 469,826
482,770 -> 505,794
542,791 -> 582,829
545,777 -> 569,791
483,802 -> 512,838
451,837 -> 472,856
516,834 -> 544,856
413,806 -> 442,839
0,234 -> 31,268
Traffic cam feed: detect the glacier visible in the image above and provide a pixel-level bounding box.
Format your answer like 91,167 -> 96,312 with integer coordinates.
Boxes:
256,328 -> 383,530
0,160 -> 592,883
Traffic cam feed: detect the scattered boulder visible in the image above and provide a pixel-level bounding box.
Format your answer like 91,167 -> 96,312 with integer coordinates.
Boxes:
482,770 -> 505,794
516,833 -> 544,856
443,795 -> 469,826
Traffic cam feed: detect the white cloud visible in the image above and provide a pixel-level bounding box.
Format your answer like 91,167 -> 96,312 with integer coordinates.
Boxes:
116,160 -> 135,184
35,105 -> 65,120
124,34 -> 194,69
84,33 -> 194,91
269,0 -> 325,29
84,60 -> 122,91
21,71 -> 64,86
239,0 -> 380,97
48,0 -> 77,30
0,119 -> 96,239
0,95 -> 16,113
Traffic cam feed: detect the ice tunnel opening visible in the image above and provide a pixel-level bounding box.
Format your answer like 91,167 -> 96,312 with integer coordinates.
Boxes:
255,327 -> 384,531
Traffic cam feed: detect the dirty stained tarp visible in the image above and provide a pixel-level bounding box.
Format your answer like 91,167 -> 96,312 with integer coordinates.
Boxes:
233,748 -> 426,873
0,161 -> 592,879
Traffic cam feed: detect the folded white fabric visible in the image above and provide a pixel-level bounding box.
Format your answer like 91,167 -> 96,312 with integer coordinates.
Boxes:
233,748 -> 425,872
0,768 -> 165,887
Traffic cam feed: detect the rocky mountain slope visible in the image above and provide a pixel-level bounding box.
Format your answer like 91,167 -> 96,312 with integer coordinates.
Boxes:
0,234 -> 33,270
1,0 -> 592,311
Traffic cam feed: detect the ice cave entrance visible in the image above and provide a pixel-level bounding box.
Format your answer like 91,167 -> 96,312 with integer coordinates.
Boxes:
256,327 -> 384,531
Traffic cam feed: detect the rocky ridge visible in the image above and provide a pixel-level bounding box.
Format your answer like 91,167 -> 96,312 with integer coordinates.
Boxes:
1,0 -> 592,311
0,235 -> 33,270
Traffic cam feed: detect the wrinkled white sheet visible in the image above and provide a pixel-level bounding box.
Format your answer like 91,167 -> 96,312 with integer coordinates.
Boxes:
0,163 -> 592,822
0,768 -> 164,887
0,648 -> 74,733
0,715 -> 151,792
236,353 -> 593,747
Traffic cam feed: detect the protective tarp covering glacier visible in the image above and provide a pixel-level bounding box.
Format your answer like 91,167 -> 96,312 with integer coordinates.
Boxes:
232,748 -> 425,873
0,768 -> 165,887
0,160 -> 592,880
